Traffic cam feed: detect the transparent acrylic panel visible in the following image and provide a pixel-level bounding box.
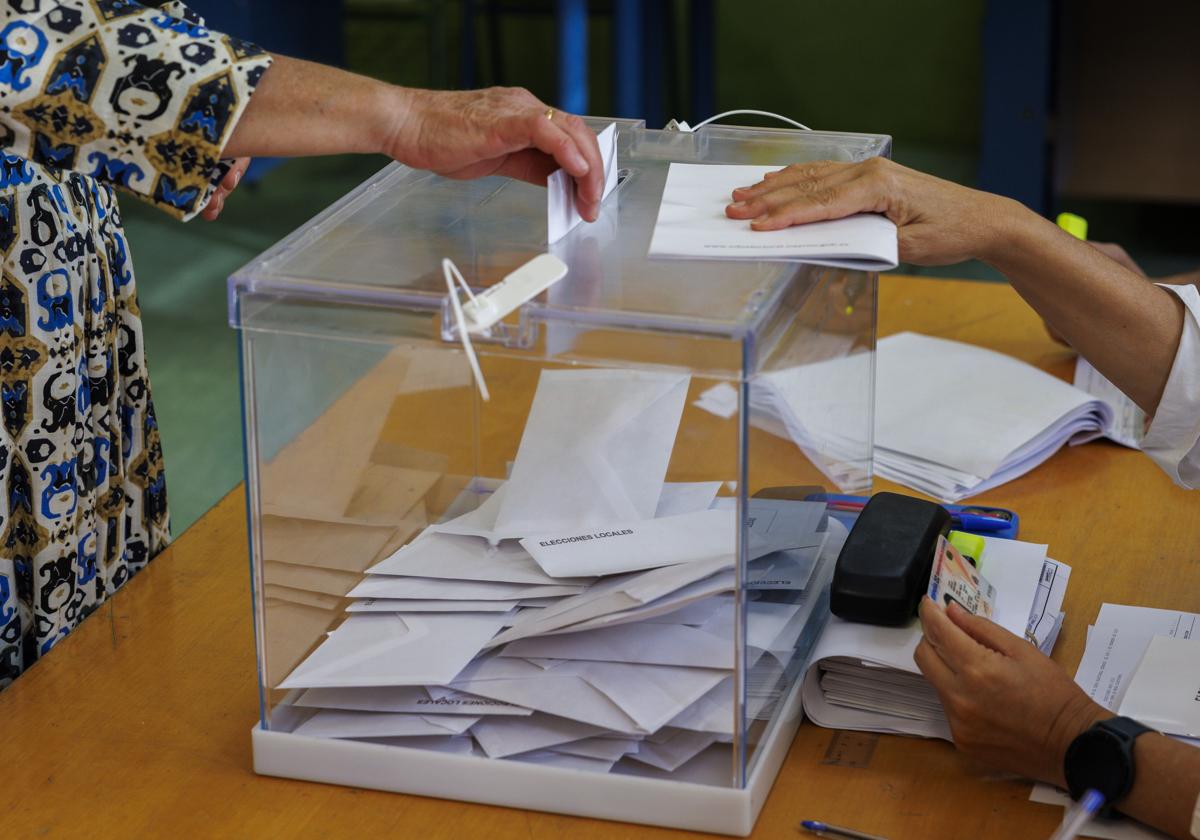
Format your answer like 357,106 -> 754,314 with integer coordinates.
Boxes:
234,120 -> 884,805
242,295 -> 757,786
740,268 -> 877,782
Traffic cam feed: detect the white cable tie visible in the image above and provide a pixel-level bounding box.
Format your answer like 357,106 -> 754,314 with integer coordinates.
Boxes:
443,258 -> 490,402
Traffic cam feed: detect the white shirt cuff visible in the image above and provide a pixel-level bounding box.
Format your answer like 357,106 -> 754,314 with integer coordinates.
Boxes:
1142,283 -> 1200,489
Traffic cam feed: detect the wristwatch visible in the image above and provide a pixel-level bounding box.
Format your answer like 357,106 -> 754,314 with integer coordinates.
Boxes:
1063,716 -> 1155,814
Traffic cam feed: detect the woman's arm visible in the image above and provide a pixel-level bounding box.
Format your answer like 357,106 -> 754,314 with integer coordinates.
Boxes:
724,159 -> 1184,415
223,55 -> 604,220
916,598 -> 1200,839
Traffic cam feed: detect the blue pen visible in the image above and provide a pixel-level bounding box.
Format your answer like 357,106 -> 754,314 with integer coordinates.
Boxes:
800,819 -> 889,840
952,513 -> 1011,533
1048,789 -> 1104,839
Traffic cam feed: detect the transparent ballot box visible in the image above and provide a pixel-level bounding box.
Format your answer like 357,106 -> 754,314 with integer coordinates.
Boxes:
230,119 -> 886,835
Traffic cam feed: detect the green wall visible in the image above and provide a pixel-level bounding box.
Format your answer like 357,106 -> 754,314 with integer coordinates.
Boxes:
344,0 -> 985,182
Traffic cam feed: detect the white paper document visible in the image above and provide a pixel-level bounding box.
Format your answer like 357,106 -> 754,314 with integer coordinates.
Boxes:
487,554 -> 734,646
1118,634 -> 1200,737
519,509 -> 735,578
295,685 -> 533,716
279,612 -> 509,689
547,122 -> 618,244
873,333 -> 1116,501
471,713 -> 606,758
1075,603 -> 1200,711
435,369 -> 690,542
367,532 -> 587,586
648,163 -> 898,271
293,709 -> 480,739
1074,356 -> 1145,449
346,576 -> 584,601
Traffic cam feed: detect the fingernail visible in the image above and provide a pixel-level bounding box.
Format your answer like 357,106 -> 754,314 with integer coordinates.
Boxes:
233,170 -> 243,187
729,201 -> 746,209
736,185 -> 756,192
752,214 -> 769,224
573,154 -> 590,174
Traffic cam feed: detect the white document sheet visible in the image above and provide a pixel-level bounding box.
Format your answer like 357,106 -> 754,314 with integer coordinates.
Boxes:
693,382 -> 739,420
435,369 -> 690,542
487,554 -> 734,646
554,659 -> 728,733
294,685 -> 533,715
876,333 -> 1112,483
450,656 -> 641,733
710,497 -> 828,557
654,481 -> 723,518
519,509 -> 735,578
471,714 -> 607,758
1118,634 -> 1200,737
279,612 -> 508,689
499,622 -> 733,669
648,163 -> 898,271
347,599 -> 519,613
626,728 -> 717,772
346,575 -> 584,601
1074,355 -> 1145,449
293,710 -> 479,739
359,735 -> 478,755
550,736 -> 641,762
508,749 -> 617,774
1076,603 -> 1200,711
547,122 -> 618,244
366,531 -> 589,586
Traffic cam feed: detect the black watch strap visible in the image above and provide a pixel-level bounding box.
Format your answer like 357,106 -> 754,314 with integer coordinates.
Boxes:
1065,716 -> 1155,814
1098,716 -> 1155,743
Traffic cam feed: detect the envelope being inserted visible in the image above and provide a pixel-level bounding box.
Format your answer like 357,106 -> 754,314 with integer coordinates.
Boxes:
434,369 -> 691,543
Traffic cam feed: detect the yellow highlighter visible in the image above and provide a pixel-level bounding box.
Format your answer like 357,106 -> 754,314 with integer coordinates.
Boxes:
1056,212 -> 1088,241
947,530 -> 986,571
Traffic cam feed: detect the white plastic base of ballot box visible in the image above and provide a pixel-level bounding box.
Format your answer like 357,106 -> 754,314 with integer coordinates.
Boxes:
251,670 -> 806,836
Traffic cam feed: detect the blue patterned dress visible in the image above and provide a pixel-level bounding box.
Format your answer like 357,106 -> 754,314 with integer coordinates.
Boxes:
0,1 -> 271,686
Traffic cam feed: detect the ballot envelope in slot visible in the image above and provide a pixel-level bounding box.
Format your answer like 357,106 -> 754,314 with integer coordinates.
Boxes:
229,117 -> 888,835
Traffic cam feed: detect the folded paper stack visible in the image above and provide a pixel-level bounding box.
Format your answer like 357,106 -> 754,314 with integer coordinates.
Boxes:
276,368 -> 839,779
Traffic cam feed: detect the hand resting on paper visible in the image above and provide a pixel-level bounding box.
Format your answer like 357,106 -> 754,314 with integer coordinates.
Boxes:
723,157 -> 1185,423
915,597 -> 1200,839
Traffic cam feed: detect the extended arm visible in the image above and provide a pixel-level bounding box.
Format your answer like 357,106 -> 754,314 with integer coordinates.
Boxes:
223,55 -> 604,220
724,159 -> 1185,414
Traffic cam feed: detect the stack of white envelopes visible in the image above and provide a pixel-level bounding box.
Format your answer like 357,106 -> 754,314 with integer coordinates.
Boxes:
801,536 -> 1071,739
277,368 -> 839,777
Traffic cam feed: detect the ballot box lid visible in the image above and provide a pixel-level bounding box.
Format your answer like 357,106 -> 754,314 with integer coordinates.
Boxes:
228,118 -> 890,339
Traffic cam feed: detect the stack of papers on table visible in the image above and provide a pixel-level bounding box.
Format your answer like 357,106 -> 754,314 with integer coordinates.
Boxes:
801,537 -> 1071,739
277,367 -> 838,778
648,163 -> 899,271
745,332 -> 1136,502
1030,604 -> 1200,839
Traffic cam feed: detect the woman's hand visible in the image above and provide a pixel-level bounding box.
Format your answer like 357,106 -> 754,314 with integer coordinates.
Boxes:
914,597 -> 1109,786
387,86 -> 605,221
724,158 -> 1023,266
201,158 -> 251,222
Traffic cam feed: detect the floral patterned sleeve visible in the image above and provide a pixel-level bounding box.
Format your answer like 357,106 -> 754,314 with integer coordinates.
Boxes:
0,1 -> 273,220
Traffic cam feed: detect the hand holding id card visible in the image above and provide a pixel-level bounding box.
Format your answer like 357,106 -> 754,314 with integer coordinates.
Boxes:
927,535 -> 996,618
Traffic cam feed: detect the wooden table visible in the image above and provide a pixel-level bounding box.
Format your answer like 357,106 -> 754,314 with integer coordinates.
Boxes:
3,276 -> 1196,839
